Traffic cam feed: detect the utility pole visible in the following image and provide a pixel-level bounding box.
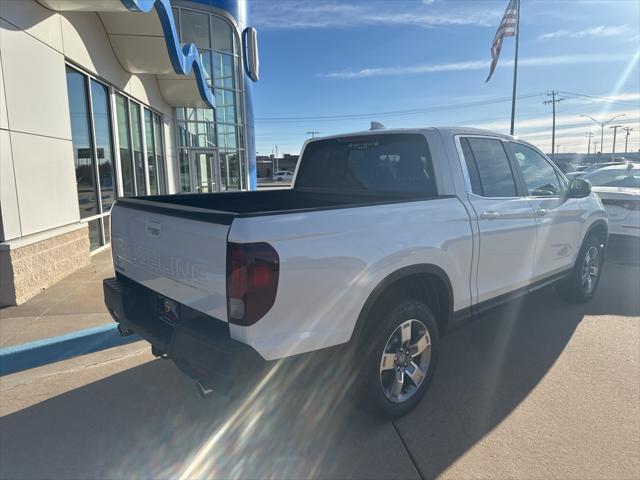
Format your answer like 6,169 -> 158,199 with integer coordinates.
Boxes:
543,91 -> 565,159
306,131 -> 320,139
610,125 -> 622,161
274,145 -> 279,171
585,131 -> 594,160
622,127 -> 633,155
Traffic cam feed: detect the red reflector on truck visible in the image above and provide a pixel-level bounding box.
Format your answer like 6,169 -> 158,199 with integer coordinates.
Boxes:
226,242 -> 279,326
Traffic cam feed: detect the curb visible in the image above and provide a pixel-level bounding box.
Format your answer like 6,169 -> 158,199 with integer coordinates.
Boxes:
0,324 -> 141,376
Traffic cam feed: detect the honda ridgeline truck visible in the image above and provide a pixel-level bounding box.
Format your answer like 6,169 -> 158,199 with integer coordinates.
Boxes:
104,127 -> 607,418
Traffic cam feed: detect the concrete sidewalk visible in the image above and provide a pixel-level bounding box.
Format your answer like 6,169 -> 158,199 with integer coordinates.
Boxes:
0,249 -> 115,348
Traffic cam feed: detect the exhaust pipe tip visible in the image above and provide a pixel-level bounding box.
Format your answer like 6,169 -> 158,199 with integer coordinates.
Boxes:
117,324 -> 133,337
195,380 -> 214,399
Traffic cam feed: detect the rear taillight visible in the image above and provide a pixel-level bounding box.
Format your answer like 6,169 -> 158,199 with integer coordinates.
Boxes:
602,199 -> 640,210
226,242 -> 279,326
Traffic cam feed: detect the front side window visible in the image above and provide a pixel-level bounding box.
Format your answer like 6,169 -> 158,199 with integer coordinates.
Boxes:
295,134 -> 437,195
462,137 -> 517,197
510,143 -> 563,197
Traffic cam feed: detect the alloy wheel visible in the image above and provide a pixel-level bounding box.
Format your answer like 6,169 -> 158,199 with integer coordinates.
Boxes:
379,318 -> 432,403
581,246 -> 601,294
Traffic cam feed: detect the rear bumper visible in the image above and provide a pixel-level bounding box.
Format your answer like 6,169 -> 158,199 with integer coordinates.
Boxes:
103,275 -> 268,390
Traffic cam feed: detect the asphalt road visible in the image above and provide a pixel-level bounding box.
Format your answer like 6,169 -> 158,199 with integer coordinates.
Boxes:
1,237 -> 638,480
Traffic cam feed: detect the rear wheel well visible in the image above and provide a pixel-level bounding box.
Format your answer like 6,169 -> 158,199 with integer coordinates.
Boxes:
359,272 -> 452,338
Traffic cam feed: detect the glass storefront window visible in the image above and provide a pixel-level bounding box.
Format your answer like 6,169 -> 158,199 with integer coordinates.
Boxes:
116,94 -> 135,197
88,218 -> 102,250
67,66 -> 167,251
179,148 -> 191,192
211,15 -> 232,52
144,108 -> 158,195
103,215 -> 111,244
173,7 -> 246,193
153,114 -> 167,194
90,80 -> 116,211
213,53 -> 234,89
66,68 -> 98,219
181,9 -> 210,48
130,103 -> 146,195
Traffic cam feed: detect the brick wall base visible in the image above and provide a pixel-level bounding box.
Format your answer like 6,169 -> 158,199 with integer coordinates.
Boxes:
0,225 -> 90,306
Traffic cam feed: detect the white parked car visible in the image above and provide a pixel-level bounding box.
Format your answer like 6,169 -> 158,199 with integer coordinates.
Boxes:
583,163 -> 640,238
272,170 -> 293,182
105,127 -> 607,418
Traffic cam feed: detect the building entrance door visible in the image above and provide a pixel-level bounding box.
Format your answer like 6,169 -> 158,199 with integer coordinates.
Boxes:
189,149 -> 222,193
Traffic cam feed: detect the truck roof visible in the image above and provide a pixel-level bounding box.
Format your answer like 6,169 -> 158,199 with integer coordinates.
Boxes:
309,126 -> 517,141
304,126 -> 541,153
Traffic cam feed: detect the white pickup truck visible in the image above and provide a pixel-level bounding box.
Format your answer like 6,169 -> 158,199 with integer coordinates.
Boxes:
104,127 -> 608,418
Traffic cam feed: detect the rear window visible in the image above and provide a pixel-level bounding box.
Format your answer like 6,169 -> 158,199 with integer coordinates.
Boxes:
583,166 -> 640,188
295,134 -> 437,196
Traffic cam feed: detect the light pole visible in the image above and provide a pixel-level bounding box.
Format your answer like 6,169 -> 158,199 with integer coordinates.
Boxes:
622,127 -> 633,155
580,114 -> 626,158
610,125 -> 623,160
585,131 -> 593,160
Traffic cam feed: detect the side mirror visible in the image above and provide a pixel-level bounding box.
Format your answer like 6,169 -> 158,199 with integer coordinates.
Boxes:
568,178 -> 592,198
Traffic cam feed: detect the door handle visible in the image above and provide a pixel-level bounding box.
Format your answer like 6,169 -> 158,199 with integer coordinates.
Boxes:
536,209 -> 549,217
480,211 -> 500,220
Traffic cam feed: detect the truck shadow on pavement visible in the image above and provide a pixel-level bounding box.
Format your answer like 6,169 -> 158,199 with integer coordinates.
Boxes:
1,239 -> 638,480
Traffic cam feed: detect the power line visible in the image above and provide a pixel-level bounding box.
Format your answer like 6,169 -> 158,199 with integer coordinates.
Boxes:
255,92 -> 547,123
558,91 -> 639,107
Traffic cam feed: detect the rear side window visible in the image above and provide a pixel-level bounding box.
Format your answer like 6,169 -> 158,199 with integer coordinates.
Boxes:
461,137 -> 517,197
510,143 -> 563,196
295,134 -> 437,196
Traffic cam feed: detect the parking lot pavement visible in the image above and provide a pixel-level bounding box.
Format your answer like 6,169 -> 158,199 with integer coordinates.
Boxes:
1,238 -> 638,480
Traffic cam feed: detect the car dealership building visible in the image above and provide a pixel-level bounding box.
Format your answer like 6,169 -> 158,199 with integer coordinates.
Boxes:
0,0 -> 259,305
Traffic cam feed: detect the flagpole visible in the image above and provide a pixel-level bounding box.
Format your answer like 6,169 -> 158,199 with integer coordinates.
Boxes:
509,0 -> 520,135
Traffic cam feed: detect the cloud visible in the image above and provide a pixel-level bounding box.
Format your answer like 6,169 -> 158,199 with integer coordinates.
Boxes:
318,53 -> 634,79
251,0 -> 501,29
539,25 -> 637,40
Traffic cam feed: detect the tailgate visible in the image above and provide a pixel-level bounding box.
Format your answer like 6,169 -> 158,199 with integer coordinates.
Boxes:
110,198 -> 233,321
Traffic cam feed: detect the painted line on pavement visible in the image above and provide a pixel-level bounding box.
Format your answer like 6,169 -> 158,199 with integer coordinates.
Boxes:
0,324 -> 140,376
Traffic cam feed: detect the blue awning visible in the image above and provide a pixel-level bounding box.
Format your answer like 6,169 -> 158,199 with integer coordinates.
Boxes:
38,0 -> 215,108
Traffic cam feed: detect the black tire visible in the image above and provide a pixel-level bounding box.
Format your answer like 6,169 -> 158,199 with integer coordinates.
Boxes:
356,298 -> 439,419
556,234 -> 605,303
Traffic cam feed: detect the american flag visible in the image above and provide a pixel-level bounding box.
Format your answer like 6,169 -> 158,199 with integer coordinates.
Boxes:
486,0 -> 520,82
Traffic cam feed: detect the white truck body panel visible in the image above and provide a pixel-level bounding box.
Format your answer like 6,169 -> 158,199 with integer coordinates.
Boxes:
228,197 -> 473,359
109,127 -> 608,362
111,206 -> 229,321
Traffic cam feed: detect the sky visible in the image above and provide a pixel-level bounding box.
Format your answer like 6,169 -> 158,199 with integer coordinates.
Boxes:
248,0 -> 640,157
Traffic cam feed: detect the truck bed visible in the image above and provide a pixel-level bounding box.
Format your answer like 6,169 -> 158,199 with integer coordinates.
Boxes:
116,189 -> 436,220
